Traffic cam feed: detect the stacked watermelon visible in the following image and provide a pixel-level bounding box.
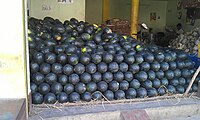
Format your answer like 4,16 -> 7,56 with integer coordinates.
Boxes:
29,17 -> 197,104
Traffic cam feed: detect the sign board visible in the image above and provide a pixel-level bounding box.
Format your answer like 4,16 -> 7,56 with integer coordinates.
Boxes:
58,0 -> 73,4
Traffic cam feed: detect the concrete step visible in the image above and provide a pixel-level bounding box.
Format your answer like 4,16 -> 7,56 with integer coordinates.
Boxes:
29,97 -> 200,120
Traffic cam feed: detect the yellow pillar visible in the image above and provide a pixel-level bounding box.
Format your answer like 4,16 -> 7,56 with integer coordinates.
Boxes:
130,0 -> 139,39
102,0 -> 109,22
198,43 -> 200,58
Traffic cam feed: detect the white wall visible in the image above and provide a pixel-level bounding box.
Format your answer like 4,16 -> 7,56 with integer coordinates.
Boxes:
29,0 -> 85,22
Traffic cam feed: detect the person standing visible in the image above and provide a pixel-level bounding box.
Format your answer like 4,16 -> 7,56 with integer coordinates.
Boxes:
176,23 -> 184,35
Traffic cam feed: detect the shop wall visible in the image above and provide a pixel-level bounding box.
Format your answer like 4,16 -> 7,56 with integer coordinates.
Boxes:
108,0 -> 168,32
29,0 -> 85,22
138,0 -> 168,32
85,0 -> 102,24
166,0 -> 186,30
109,0 -> 131,20
166,0 -> 200,32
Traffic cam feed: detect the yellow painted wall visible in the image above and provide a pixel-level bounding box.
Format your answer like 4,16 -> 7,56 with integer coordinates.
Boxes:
29,0 -> 85,22
0,0 -> 27,98
86,0 -> 102,24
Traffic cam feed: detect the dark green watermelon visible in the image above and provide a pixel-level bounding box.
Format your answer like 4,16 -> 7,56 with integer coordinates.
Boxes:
86,63 -> 97,74
114,54 -> 124,63
69,92 -> 81,102
169,61 -> 177,70
74,63 -> 85,75
137,87 -> 147,98
68,54 -> 79,65
152,78 -> 161,88
54,45 -> 65,54
32,72 -> 45,85
129,64 -> 140,74
38,83 -> 50,95
144,53 -> 154,63
170,78 -> 179,86
115,90 -> 125,100
140,62 -> 150,72
30,62 -> 40,73
160,62 -> 169,71
51,63 -> 63,74
155,52 -> 165,62
51,82 -> 63,95
124,71 -> 133,82
92,91 -> 102,100
40,63 -> 51,75
63,64 -> 73,75
113,71 -> 124,82
104,90 -> 114,100
80,53 -> 91,65
75,82 -> 86,94
142,80 -> 153,89
176,85 -> 185,94
147,88 -> 158,97
147,70 -> 156,80
45,52 -> 56,64
124,55 -> 135,64
181,69 -> 191,78
151,62 -> 161,71
130,79 -> 140,89
174,69 -> 182,78
86,82 -> 97,93
97,81 -> 108,92
135,71 -> 148,82
160,78 -> 169,86
165,70 -> 175,80
119,80 -> 129,91
97,62 -> 108,73
64,83 -> 74,94
32,92 -> 44,104
119,62 -> 129,72
45,73 -> 57,85
58,75 -> 68,85
80,73 -> 92,83
156,70 -> 164,79
81,92 -> 92,102
109,81 -> 119,92
91,53 -> 102,64
33,52 -> 44,64
179,77 -> 186,86
57,92 -> 68,103
92,72 -> 102,83
44,93 -> 57,104
103,72 -> 113,83
108,62 -> 119,73
30,82 -> 38,94
103,53 -> 113,63
57,53 -> 67,65
125,88 -> 137,99
135,55 -> 144,64
177,61 -> 185,69
68,74 -> 80,85
158,87 -> 166,96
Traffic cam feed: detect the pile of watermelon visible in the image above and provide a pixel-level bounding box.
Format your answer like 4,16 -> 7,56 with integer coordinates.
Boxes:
28,17 -> 198,104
